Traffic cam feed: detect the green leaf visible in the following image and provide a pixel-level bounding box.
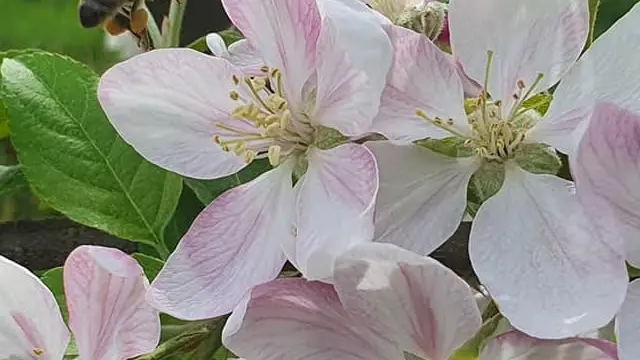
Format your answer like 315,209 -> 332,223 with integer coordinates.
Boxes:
452,313 -> 503,360
185,159 -> 272,205
133,253 -> 165,281
521,91 -> 553,116
1,53 -> 182,253
40,267 -> 67,322
0,49 -> 43,139
416,137 -> 473,158
466,162 -> 505,216
514,144 -> 563,175
186,36 -> 209,52
0,164 -> 28,197
164,184 -> 204,251
628,263 -> 640,279
218,28 -> 244,46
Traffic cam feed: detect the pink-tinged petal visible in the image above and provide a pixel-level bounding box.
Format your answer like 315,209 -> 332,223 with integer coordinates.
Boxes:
616,279 -> 640,360
289,144 -> 378,281
98,48 -> 246,179
531,3 -> 640,155
0,256 -> 69,360
367,141 -> 479,255
371,25 -> 468,143
335,243 -> 482,360
469,165 -> 628,339
479,331 -> 618,360
147,164 -> 294,320
449,0 -> 588,109
313,0 -> 393,135
571,103 -> 640,267
206,34 -> 265,76
222,0 -> 320,106
64,246 -> 160,360
222,278 -> 399,360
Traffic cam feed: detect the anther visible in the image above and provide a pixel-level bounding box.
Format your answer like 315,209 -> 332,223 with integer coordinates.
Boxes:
244,150 -> 256,163
213,135 -> 222,144
234,141 -> 246,155
447,118 -> 454,126
229,91 -> 240,101
232,75 -> 240,86
260,65 -> 269,73
517,79 -> 525,90
32,348 -> 44,357
268,145 -> 282,166
434,117 -> 443,125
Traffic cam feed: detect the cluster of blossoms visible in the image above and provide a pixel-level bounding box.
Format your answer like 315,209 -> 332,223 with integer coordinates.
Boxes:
5,0 -> 640,359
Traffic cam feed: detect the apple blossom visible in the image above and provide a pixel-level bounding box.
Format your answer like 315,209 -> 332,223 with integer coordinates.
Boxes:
570,102 -> 640,360
98,0 -> 392,320
223,243 -> 618,360
0,246 -> 160,360
367,0 -> 640,338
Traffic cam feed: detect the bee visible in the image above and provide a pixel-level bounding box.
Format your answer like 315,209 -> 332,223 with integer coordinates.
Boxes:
78,0 -> 152,49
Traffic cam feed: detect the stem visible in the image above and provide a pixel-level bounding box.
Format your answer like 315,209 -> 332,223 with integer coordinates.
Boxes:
165,0 -> 188,48
141,2 -> 162,48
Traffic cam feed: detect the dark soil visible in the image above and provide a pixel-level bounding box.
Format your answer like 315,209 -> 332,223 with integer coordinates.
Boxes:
0,218 -> 136,271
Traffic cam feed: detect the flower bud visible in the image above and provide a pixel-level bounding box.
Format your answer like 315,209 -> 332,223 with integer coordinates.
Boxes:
396,1 -> 448,42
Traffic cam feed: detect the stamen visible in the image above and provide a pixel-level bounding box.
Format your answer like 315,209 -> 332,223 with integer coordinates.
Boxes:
268,145 -> 282,166
481,50 -> 495,125
244,150 -> 257,163
232,75 -> 240,86
32,348 -> 44,357
229,91 -> 240,101
507,73 -> 544,120
416,109 -> 469,139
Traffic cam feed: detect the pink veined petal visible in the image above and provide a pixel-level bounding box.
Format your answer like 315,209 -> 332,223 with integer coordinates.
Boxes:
616,279 -> 640,360
449,0 -> 588,110
571,103 -> 640,267
367,141 -> 480,256
479,331 -> 618,360
531,3 -> 640,155
221,0 -> 320,107
334,243 -> 482,360
222,278 -> 399,360
469,164 -> 628,339
147,164 -> 294,320
64,246 -> 161,360
371,25 -> 469,143
0,256 -> 69,360
98,48 -> 246,179
289,144 -> 378,281
313,0 -> 392,136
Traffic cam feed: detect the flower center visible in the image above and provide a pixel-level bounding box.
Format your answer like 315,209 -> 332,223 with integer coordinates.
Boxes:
214,66 -> 315,166
416,51 -> 543,162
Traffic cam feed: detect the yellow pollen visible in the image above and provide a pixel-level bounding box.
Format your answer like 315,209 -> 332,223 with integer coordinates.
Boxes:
32,348 -> 44,357
244,150 -> 256,163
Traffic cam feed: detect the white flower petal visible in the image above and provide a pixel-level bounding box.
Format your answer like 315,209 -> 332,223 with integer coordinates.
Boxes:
531,3 -> 640,154
0,256 -> 69,360
98,49 -> 246,179
64,246 -> 160,360
571,102 -> 640,267
469,165 -> 628,339
449,0 -> 588,109
222,0 -> 321,106
222,279 -> 398,360
371,26 -> 468,143
479,331 -> 618,360
290,144 -> 378,281
147,165 -> 293,320
368,141 -> 479,255
335,243 -> 482,360
616,279 -> 640,360
206,33 -> 229,57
